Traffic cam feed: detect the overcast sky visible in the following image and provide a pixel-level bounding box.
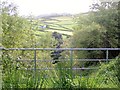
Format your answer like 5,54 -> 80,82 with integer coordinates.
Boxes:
4,0 -> 96,16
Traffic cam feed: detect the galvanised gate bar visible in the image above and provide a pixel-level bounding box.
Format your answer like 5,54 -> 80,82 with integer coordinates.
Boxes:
1,47 -> 120,69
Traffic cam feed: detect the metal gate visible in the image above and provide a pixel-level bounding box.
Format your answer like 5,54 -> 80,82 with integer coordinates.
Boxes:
1,47 -> 120,88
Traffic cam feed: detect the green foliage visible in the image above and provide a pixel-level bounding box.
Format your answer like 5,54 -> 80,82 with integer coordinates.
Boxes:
72,2 -> 119,60
1,2 -> 33,48
1,1 -> 120,89
51,63 -> 75,88
72,23 -> 105,59
2,53 -> 120,89
95,57 -> 120,88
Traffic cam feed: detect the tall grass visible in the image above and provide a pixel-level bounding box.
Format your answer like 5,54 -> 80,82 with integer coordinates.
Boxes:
95,56 -> 120,88
2,53 -> 120,89
0,66 -> 2,89
50,62 -> 76,88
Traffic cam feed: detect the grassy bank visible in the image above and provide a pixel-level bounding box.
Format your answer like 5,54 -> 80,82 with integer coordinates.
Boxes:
2,55 -> 120,89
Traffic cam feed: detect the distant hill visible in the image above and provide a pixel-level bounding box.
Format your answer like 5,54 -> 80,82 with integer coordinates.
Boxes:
36,13 -> 73,19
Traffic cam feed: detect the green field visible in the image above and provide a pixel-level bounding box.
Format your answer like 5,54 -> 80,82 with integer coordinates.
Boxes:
37,16 -> 75,36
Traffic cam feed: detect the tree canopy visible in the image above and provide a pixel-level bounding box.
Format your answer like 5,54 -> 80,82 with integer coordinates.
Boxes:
71,1 -> 120,59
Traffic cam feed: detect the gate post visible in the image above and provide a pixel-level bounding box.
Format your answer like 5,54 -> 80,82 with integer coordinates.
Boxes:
106,50 -> 109,63
34,49 -> 37,85
70,49 -> 73,78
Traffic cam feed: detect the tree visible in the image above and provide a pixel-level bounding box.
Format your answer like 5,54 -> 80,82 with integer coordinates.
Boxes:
90,1 -> 120,57
1,1 -> 36,48
71,1 -> 120,67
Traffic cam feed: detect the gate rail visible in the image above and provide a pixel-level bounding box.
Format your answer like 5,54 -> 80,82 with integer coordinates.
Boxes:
1,47 -> 120,71
0,47 -> 120,50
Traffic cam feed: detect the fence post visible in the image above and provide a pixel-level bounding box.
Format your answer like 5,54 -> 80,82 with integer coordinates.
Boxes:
34,49 -> 37,85
70,49 -> 73,78
106,50 -> 109,63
